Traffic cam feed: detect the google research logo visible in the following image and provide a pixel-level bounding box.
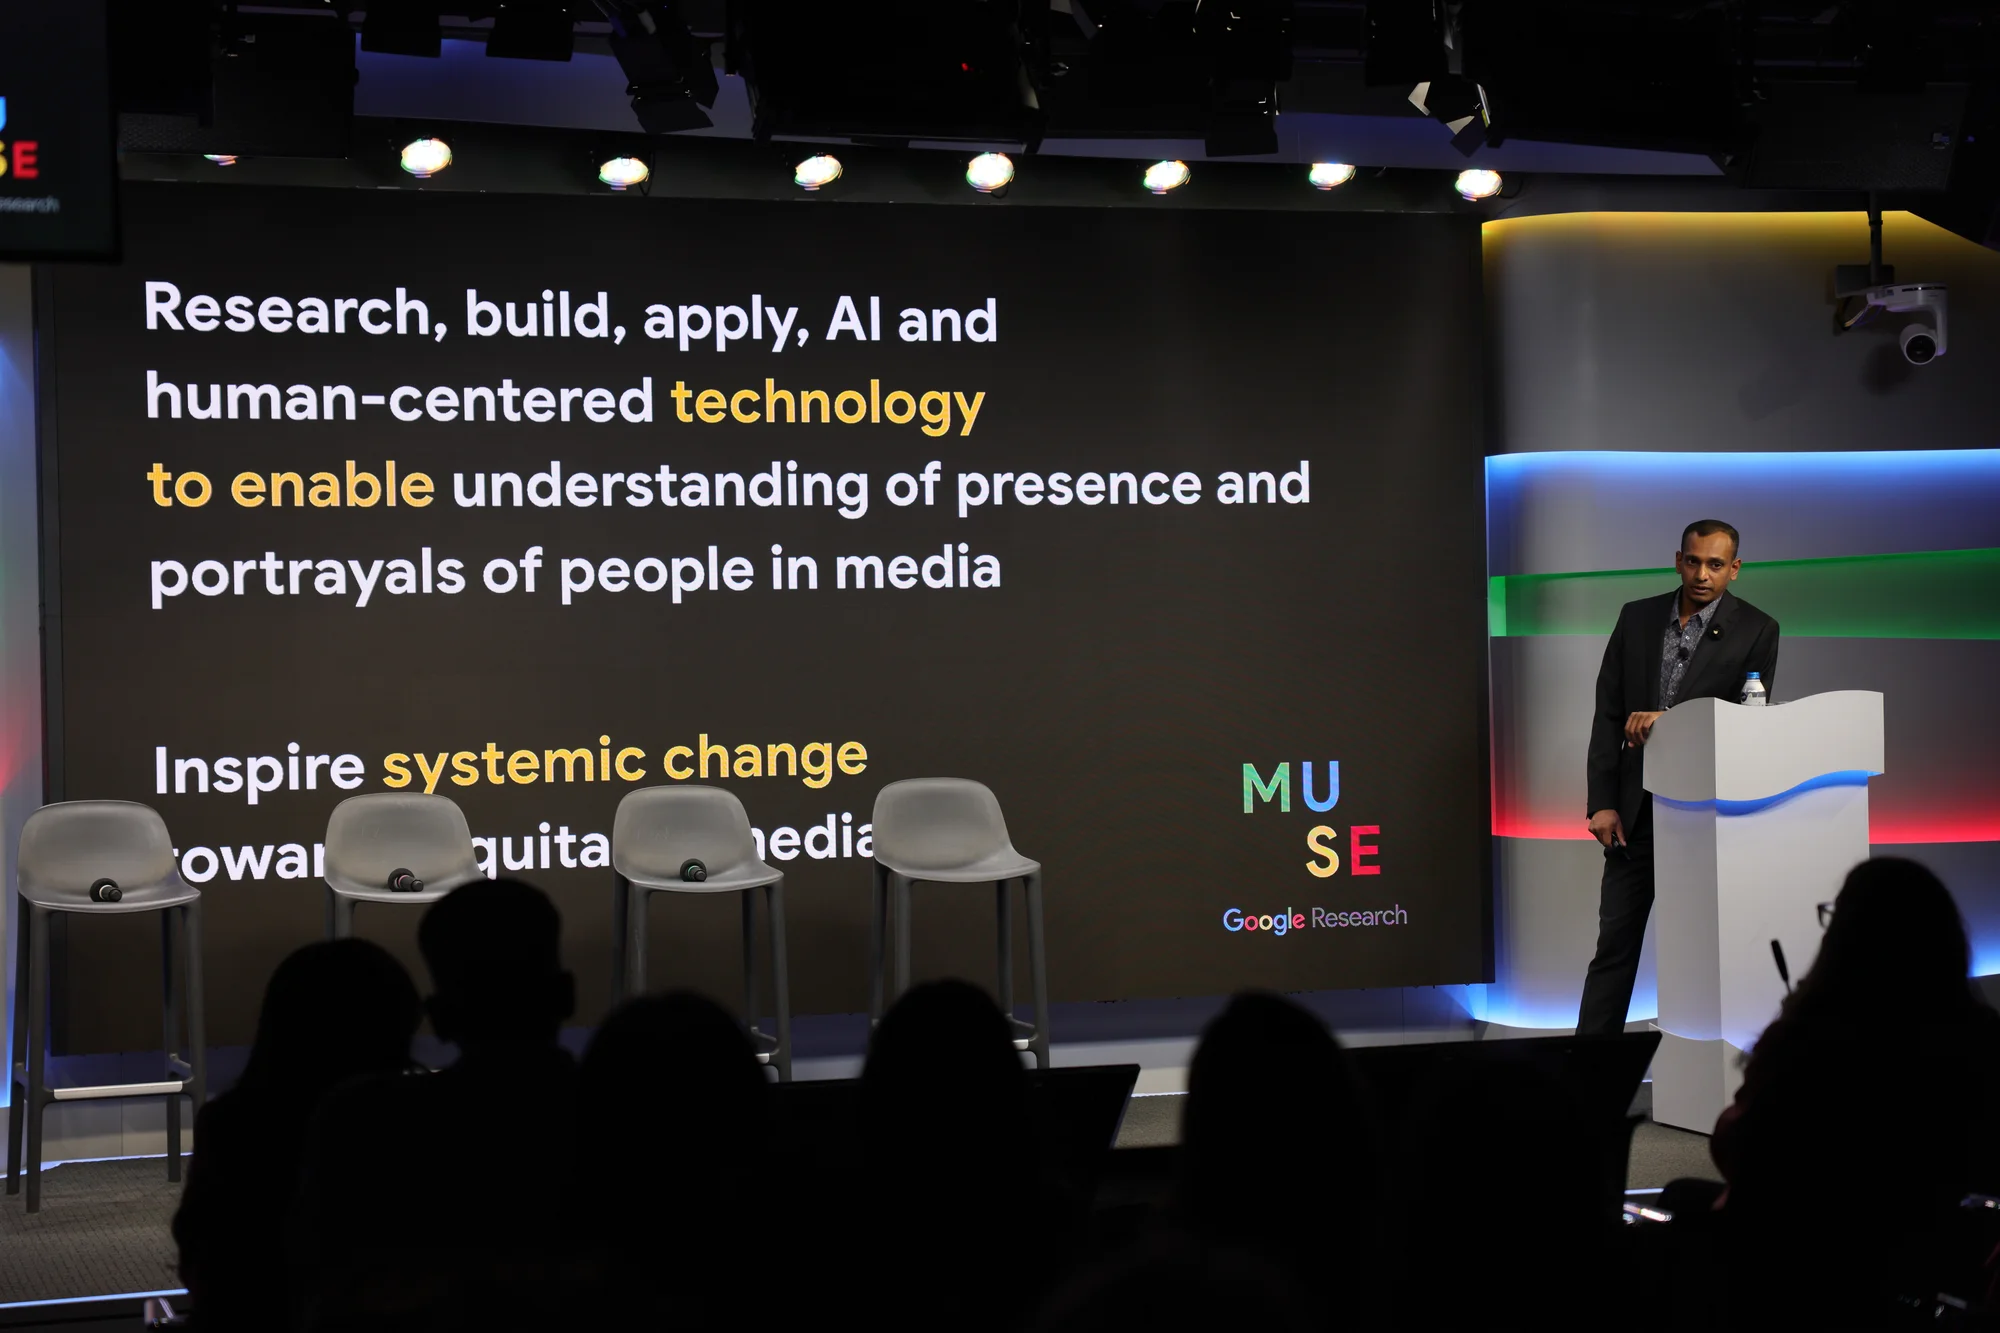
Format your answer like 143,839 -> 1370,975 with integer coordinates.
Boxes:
1221,904 -> 1410,934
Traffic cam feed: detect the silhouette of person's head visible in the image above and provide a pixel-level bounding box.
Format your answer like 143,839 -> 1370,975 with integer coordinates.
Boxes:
1791,856 -> 1973,1020
417,878 -> 574,1049
578,992 -> 769,1221
1181,992 -> 1380,1252
236,939 -> 420,1101
862,979 -> 1030,1182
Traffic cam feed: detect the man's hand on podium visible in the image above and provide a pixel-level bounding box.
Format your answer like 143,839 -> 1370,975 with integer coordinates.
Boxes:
1588,809 -> 1626,850
1624,711 -> 1665,747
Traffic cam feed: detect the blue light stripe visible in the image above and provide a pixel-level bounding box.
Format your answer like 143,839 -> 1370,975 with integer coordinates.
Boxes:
0,1288 -> 185,1310
1655,769 -> 1878,817
1484,448 -> 2000,578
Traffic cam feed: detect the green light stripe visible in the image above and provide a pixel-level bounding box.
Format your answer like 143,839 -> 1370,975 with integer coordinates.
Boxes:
1490,547 -> 2000,638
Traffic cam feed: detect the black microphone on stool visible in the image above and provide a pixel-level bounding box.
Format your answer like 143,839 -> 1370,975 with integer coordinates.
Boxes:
88,877 -> 122,903
679,859 -> 707,883
386,867 -> 425,893
1770,939 -> 1791,995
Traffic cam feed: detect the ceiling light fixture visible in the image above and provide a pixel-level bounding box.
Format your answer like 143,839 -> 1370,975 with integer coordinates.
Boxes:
794,154 -> 843,191
966,153 -> 1015,193
1308,162 -> 1356,190
1454,167 -> 1503,200
598,156 -> 652,191
400,137 -> 453,179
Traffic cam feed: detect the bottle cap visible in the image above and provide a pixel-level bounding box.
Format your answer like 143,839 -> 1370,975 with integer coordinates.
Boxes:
1746,672 -> 1760,679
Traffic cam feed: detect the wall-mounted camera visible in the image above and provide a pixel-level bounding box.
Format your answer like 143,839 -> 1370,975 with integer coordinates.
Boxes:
1840,280 -> 1950,365
1869,283 -> 1949,365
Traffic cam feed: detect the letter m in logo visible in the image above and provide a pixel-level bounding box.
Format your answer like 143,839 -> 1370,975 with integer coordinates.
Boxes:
1242,762 -> 1290,813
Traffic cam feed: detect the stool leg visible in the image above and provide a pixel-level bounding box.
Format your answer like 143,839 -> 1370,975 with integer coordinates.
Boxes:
8,896 -> 28,1193
768,880 -> 792,1083
995,879 -> 1015,1024
26,906 -> 49,1212
161,908 -> 182,1183
868,862 -> 888,1025
1025,872 -> 1052,1070
629,888 -> 651,997
893,874 -> 913,1003
185,900 -> 208,1143
741,887 -> 759,1041
610,874 -> 630,1003
328,890 -> 357,940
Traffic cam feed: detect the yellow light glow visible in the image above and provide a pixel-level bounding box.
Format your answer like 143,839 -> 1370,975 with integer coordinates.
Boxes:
1143,160 -> 1190,194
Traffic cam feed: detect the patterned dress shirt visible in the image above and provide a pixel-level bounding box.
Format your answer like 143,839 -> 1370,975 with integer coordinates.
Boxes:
1659,595 -> 1720,710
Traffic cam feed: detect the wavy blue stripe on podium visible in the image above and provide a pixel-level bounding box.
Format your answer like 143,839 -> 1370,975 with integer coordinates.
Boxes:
1654,769 -> 1880,818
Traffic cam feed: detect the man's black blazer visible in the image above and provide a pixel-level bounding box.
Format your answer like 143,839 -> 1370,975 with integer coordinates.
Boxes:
1587,588 -> 1781,836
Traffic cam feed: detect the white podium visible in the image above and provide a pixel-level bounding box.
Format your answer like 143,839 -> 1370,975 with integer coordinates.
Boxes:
1643,690 -> 1885,1132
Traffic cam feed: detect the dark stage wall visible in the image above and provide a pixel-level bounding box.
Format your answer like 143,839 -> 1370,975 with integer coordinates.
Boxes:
44,183 -> 1490,1049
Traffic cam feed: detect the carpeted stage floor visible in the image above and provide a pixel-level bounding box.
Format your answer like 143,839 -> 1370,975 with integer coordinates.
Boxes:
0,1091 -> 1719,1315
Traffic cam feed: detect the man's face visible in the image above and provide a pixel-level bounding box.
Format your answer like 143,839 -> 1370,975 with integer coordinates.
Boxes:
1676,531 -> 1740,607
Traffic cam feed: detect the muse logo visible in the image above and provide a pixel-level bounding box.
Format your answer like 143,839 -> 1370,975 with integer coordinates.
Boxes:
1241,761 -> 1382,877
1226,760 -> 1397,935
0,98 -> 44,180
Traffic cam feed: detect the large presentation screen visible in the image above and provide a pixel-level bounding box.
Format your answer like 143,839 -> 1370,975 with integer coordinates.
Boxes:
46,182 -> 1490,1049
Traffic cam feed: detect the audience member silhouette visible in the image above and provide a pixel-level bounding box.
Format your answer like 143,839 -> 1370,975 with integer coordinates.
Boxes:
167,863 -> 2000,1333
573,991 -> 771,1328
172,940 -> 419,1332
1707,856 -> 2000,1325
1177,992 -> 1389,1331
859,979 -> 1071,1333
291,878 -> 579,1331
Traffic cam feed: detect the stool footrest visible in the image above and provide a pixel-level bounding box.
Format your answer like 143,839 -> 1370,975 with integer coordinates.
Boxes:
49,1080 -> 188,1102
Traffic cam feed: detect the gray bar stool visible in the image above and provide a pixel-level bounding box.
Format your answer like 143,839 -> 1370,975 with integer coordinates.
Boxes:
610,785 -> 792,1081
869,778 -> 1051,1068
7,801 -> 205,1212
323,793 -> 485,939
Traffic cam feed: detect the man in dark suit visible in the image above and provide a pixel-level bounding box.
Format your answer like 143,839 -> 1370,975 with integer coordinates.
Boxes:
1578,519 -> 1781,1036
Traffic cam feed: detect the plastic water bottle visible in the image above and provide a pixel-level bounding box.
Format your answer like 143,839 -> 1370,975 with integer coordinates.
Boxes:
1739,672 -> 1768,707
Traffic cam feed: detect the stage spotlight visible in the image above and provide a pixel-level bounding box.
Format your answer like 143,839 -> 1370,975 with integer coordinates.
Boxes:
729,0 -> 1044,145
361,2 -> 442,58
793,153 -> 843,191
607,0 -> 719,133
1454,167 -> 1502,200
1308,162 -> 1355,190
400,137 -> 453,179
1143,160 -> 1190,194
487,0 -> 576,61
203,154 -> 239,166
966,153 -> 1015,193
598,156 -> 652,191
